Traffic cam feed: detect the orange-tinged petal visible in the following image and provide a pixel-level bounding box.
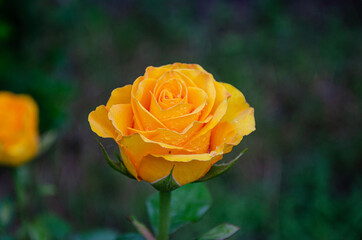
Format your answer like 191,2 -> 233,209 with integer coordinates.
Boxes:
108,104 -> 133,137
175,69 -> 216,120
131,96 -> 167,131
170,62 -> 206,72
144,65 -> 172,79
156,70 -> 197,88
187,87 -> 208,111
128,120 -> 205,147
120,133 -> 189,175
162,111 -> 201,132
185,99 -> 228,144
88,105 -> 117,139
106,85 -> 132,109
182,130 -> 211,153
210,121 -> 237,151
134,78 -> 157,109
149,93 -> 193,121
119,147 -> 138,180
211,81 -> 231,113
138,154 -> 222,185
221,82 -> 250,123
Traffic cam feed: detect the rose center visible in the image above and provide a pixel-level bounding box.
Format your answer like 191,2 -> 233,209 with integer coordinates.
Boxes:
154,78 -> 187,109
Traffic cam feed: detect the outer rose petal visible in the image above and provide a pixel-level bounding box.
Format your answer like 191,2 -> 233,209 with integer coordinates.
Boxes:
108,104 -> 133,137
221,82 -> 250,122
119,133 -> 189,178
138,154 -> 222,186
88,105 -> 117,139
210,121 -> 238,151
232,107 -> 255,136
106,85 -> 132,109
144,65 -> 173,79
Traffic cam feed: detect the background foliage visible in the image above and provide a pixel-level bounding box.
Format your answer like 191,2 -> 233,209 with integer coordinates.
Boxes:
0,0 -> 361,239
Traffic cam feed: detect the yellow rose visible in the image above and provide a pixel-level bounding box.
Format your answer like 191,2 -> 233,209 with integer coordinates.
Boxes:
89,63 -> 255,186
0,91 -> 39,166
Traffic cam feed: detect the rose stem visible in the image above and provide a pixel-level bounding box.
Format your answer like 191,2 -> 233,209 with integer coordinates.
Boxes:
13,167 -> 30,240
157,191 -> 171,240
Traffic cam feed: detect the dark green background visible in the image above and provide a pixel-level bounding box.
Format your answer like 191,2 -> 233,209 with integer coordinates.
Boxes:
0,0 -> 361,239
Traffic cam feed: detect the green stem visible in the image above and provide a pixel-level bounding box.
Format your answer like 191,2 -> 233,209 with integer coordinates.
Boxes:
157,191 -> 171,240
13,167 -> 30,240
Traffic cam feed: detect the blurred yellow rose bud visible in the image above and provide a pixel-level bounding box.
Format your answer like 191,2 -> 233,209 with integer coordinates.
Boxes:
0,91 -> 39,166
89,63 -> 255,187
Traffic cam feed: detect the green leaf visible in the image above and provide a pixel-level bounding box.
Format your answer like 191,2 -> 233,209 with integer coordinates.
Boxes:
128,216 -> 155,240
96,139 -> 135,180
147,183 -> 211,235
71,229 -> 120,240
116,233 -> 145,240
197,223 -> 239,240
196,149 -> 247,182
151,167 -> 180,192
27,213 -> 71,240
0,198 -> 15,230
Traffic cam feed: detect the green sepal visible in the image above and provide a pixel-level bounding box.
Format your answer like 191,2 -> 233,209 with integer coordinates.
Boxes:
196,223 -> 240,240
151,166 -> 181,192
128,216 -> 155,240
195,149 -> 247,182
96,138 -> 135,180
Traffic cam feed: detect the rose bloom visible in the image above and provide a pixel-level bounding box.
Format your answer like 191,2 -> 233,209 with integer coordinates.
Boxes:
89,63 -> 255,186
0,91 -> 39,166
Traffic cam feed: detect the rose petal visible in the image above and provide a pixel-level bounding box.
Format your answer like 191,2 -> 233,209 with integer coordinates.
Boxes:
232,107 -> 255,136
185,99 -> 228,144
161,111 -> 201,132
88,105 -> 117,139
170,63 -> 206,72
106,85 -> 132,109
210,121 -> 237,151
138,154 -> 222,186
120,133 -> 189,176
182,131 -> 211,153
220,82 -> 250,122
119,147 -> 138,180
128,120 -> 205,147
150,93 -> 193,121
175,69 -> 216,121
187,87 -> 208,111
211,81 -> 231,113
131,96 -> 167,131
108,104 -> 133,137
134,78 -> 157,109
144,65 -> 172,79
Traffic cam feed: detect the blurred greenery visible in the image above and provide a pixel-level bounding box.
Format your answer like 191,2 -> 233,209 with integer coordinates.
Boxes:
0,0 -> 361,239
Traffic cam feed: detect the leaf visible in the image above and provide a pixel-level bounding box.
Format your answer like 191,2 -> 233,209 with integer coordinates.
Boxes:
128,216 -> 155,240
196,149 -> 247,182
96,138 -> 135,180
116,233 -> 145,240
197,223 -> 239,240
0,198 -> 15,230
70,229 -> 120,240
27,213 -> 71,240
151,166 -> 180,192
147,183 -> 211,235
